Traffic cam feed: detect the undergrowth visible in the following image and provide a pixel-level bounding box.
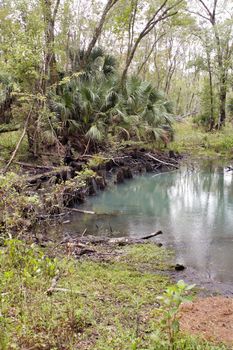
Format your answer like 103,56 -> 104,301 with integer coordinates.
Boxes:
0,130 -> 28,162
0,240 -> 229,349
169,118 -> 233,159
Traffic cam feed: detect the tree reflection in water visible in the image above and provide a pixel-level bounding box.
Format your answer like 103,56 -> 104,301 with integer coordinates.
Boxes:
67,162 -> 233,283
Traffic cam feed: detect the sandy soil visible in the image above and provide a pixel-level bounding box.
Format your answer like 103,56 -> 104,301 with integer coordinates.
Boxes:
180,297 -> 233,346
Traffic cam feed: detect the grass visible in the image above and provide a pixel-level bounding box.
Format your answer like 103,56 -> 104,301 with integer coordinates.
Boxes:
0,240 -> 229,350
169,118 -> 233,160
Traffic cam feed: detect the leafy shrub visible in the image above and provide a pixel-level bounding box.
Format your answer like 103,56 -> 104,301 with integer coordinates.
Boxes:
0,173 -> 41,237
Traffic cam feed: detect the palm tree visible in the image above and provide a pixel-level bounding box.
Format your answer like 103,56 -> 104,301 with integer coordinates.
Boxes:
49,49 -> 174,152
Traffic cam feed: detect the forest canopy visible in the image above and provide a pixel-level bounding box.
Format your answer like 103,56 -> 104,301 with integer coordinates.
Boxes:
0,0 -> 233,156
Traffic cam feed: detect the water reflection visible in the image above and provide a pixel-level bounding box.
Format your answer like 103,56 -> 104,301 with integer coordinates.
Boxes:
67,163 -> 233,284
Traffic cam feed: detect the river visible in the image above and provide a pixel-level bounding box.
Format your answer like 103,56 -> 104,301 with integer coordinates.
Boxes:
64,161 -> 233,285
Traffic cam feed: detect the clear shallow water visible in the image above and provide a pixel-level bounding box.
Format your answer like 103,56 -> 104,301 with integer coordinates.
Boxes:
66,162 -> 233,284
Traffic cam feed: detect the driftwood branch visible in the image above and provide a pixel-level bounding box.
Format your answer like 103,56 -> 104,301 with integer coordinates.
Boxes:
71,208 -> 95,215
71,231 -> 163,246
141,230 -> 163,240
146,153 -> 179,169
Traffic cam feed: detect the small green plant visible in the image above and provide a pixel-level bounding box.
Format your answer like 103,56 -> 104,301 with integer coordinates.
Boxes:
87,155 -> 106,169
156,280 -> 195,349
78,168 -> 96,179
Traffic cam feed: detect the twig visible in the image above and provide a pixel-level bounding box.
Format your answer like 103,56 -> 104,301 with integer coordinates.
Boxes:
81,228 -> 87,237
82,138 -> 91,156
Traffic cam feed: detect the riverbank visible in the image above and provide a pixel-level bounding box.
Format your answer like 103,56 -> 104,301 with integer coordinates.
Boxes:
0,238 -> 229,350
169,118 -> 233,160
1,130 -> 233,349
0,145 -> 180,241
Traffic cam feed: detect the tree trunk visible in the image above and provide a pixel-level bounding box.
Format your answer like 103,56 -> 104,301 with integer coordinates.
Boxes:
206,49 -> 215,131
81,0 -> 119,67
218,76 -> 227,128
120,0 -> 182,85
42,0 -> 60,90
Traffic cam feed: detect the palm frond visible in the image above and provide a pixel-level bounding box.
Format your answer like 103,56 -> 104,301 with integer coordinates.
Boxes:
86,124 -> 103,141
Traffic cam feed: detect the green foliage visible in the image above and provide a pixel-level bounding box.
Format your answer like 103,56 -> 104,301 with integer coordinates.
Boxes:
170,118 -> 233,159
0,241 -> 227,349
87,155 -> 107,169
155,280 -> 195,349
0,241 -> 170,349
0,129 -> 29,160
0,173 -> 41,237
194,78 -> 218,129
49,51 -> 174,150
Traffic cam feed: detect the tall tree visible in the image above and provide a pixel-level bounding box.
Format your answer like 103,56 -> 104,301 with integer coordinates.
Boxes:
121,0 -> 184,84
193,0 -> 233,128
80,0 -> 120,67
41,0 -> 60,89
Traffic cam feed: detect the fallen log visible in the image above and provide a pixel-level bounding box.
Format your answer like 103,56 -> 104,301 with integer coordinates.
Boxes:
69,231 -> 163,246
80,154 -> 130,161
145,153 -> 179,169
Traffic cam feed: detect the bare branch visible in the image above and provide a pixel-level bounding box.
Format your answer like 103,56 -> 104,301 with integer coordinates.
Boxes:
121,0 -> 184,83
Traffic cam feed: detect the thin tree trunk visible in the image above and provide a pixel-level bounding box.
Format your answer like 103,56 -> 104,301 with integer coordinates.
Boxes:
3,106 -> 33,173
137,33 -> 166,75
81,0 -> 119,66
121,0 -> 183,85
206,49 -> 215,130
218,76 -> 227,128
42,0 -> 60,89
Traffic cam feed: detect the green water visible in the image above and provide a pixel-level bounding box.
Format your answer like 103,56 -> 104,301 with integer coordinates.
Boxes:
67,162 -> 233,284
